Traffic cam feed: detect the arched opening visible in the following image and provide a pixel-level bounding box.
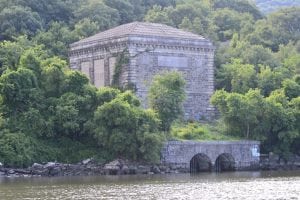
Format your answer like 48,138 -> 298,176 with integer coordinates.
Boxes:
190,153 -> 212,173
215,153 -> 235,172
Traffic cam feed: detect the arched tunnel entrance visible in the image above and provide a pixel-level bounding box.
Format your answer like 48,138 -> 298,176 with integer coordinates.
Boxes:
190,153 -> 212,173
215,153 -> 235,172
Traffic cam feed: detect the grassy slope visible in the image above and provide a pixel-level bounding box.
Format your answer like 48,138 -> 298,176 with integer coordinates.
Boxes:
171,121 -> 241,141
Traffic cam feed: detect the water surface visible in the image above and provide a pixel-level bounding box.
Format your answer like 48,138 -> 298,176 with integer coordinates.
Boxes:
0,171 -> 299,200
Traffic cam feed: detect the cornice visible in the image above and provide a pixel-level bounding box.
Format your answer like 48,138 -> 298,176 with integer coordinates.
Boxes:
69,35 -> 215,57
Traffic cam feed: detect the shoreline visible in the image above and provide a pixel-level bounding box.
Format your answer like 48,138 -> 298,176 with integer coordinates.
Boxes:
1,158 -> 300,178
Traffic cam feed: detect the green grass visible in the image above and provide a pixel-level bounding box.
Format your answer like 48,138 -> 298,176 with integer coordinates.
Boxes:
171,121 -> 240,141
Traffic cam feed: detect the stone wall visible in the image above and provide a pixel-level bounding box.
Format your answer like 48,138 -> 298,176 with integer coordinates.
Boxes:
69,35 -> 215,120
161,140 -> 261,170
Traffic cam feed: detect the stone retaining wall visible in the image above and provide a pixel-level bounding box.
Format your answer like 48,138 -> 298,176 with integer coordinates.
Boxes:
161,140 -> 261,171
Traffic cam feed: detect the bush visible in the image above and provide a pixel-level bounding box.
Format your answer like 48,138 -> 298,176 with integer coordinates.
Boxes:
171,122 -> 238,141
0,131 -> 36,167
88,91 -> 164,162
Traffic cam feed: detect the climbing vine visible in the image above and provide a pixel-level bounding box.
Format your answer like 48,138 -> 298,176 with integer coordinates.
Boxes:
111,49 -> 129,88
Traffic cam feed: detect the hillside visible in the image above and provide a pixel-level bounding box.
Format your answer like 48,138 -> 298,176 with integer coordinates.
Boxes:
256,0 -> 300,13
0,0 -> 299,167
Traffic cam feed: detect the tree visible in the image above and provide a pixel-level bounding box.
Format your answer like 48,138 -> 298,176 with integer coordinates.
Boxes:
149,71 -> 185,132
257,66 -> 287,96
213,0 -> 263,20
74,18 -> 100,39
33,22 -> 79,58
0,68 -> 40,117
212,8 -> 253,41
282,79 -> 300,100
0,131 -> 36,167
211,89 -> 264,139
179,17 -> 193,32
144,5 -> 174,26
211,88 -> 298,157
74,0 -> 120,31
246,7 -> 300,51
216,59 -> 257,93
104,0 -> 136,24
16,0 -> 75,25
0,6 -> 43,40
0,36 -> 32,75
88,91 -> 163,162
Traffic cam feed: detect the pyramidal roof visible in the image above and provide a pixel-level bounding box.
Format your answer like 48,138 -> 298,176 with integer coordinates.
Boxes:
72,22 -> 205,46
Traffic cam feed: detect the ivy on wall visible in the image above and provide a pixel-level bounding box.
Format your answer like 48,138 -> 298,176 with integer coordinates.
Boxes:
111,49 -> 129,87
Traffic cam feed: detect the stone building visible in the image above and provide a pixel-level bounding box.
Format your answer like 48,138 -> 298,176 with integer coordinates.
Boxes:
69,22 -> 215,120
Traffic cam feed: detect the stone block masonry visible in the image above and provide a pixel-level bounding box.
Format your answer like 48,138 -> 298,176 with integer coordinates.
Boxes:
69,22 -> 216,120
161,140 -> 261,171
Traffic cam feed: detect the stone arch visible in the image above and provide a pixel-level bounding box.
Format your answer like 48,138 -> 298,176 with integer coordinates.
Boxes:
215,153 -> 235,172
190,153 -> 212,173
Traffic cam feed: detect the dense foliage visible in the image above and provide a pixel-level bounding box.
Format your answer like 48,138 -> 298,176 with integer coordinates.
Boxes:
0,47 -> 164,167
149,71 -> 185,132
0,0 -> 299,166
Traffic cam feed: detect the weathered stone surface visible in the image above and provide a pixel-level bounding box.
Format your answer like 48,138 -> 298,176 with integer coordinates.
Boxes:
104,160 -> 122,175
82,158 -> 92,165
32,163 -> 43,169
44,162 -> 56,169
121,165 -> 130,175
161,140 -> 261,171
136,165 -> 151,174
69,22 -> 216,120
49,167 -> 62,176
151,165 -> 161,174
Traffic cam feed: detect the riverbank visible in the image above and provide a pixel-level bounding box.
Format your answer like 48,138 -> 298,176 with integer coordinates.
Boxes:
0,159 -> 188,177
1,155 -> 300,178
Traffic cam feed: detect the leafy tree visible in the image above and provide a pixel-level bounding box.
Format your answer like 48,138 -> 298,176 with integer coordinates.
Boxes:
262,90 -> 296,157
211,89 -> 264,139
0,6 -> 43,40
257,66 -> 288,96
211,88 -> 298,157
33,22 -> 79,58
104,0 -> 136,24
0,36 -> 33,74
247,7 -> 300,51
0,131 -> 36,167
191,17 -> 205,35
282,79 -> 300,100
144,5 -> 174,26
74,0 -> 120,31
241,45 -> 279,69
74,18 -> 100,39
17,0 -> 75,25
40,57 -> 67,97
88,90 -> 163,162
213,0 -> 263,20
212,8 -> 253,41
216,59 -> 257,93
0,68 -> 40,118
142,0 -> 176,8
149,71 -> 186,132
179,17 -> 193,31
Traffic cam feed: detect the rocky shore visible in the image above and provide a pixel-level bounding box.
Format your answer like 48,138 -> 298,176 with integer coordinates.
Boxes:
1,154 -> 300,178
0,159 -> 187,178
260,153 -> 300,171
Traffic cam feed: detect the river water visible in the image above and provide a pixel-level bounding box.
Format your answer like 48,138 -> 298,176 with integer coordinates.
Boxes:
0,171 -> 299,200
